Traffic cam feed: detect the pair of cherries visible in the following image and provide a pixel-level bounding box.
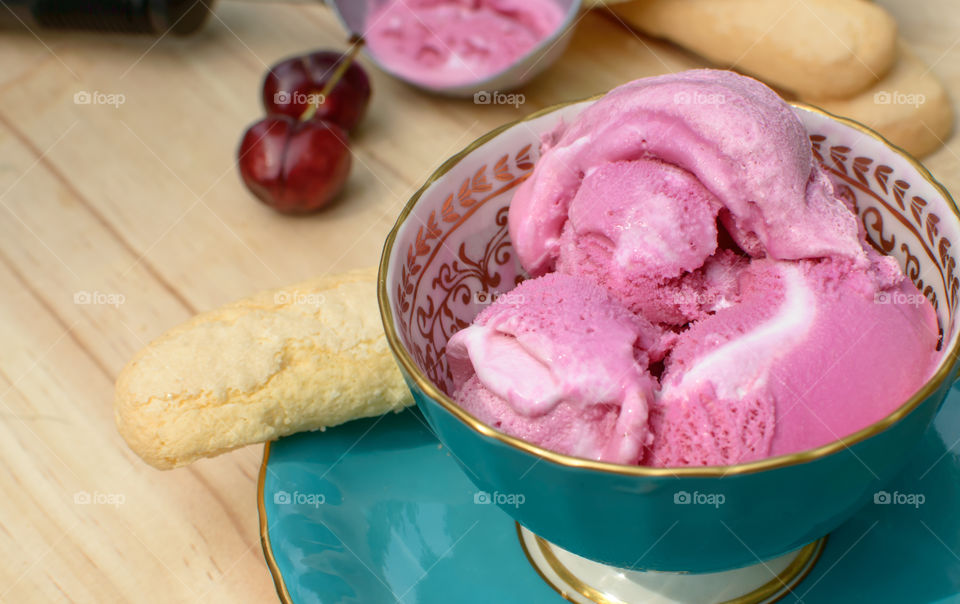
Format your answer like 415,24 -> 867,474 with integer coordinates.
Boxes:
238,48 -> 371,213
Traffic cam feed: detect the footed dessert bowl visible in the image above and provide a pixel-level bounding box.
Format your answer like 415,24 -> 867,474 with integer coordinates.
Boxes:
378,98 -> 960,574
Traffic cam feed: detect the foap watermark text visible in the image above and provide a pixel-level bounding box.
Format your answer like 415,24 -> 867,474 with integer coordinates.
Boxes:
674,490 -> 725,508
74,490 -> 125,508
273,91 -> 325,106
474,490 -> 525,508
672,291 -> 728,307
74,90 -> 125,108
874,490 -> 924,508
74,291 -> 125,308
275,291 -> 326,306
474,290 -> 524,305
473,90 -> 525,108
674,91 -> 726,105
874,291 -> 928,306
274,490 -> 326,507
874,90 -> 925,108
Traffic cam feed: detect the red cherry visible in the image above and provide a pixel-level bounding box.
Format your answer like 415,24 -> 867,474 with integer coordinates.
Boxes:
237,115 -> 351,214
262,50 -> 371,131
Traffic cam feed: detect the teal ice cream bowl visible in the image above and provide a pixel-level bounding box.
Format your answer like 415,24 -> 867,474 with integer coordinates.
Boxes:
377,97 -> 960,574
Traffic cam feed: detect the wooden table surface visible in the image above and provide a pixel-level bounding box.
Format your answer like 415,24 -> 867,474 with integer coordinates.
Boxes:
0,1 -> 957,602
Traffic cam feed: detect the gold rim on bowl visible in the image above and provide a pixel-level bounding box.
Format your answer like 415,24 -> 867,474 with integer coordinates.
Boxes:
258,441 -> 294,604
377,96 -> 960,478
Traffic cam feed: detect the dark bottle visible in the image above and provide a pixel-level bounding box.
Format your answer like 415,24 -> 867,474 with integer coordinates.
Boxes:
0,0 -> 214,34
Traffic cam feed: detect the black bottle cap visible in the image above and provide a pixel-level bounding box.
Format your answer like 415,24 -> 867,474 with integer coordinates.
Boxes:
2,0 -> 214,34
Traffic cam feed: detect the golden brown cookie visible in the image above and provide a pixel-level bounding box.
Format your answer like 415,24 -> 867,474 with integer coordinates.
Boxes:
115,266 -> 412,469
809,43 -> 954,158
610,0 -> 897,99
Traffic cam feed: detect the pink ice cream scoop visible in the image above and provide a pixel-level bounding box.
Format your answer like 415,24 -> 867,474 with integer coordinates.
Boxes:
446,273 -> 661,464
364,0 -> 565,89
508,69 -> 865,277
445,69 -> 941,467
554,157 -> 747,324
647,254 -> 939,466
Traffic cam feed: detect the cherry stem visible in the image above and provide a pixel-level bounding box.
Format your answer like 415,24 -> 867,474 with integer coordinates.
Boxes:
300,36 -> 365,122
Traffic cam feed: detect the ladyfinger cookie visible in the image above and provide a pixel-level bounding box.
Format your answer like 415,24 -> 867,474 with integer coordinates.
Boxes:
810,43 -> 954,158
115,266 -> 413,469
610,0 -> 897,99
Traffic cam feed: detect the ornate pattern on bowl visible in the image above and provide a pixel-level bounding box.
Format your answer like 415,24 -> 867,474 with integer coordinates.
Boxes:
378,98 -> 960,572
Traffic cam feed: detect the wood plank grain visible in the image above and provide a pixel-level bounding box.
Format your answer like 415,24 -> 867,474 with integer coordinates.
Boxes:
0,108 -> 274,604
0,7 -> 703,312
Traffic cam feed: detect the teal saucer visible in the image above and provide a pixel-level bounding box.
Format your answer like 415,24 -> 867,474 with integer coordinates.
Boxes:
258,382 -> 960,603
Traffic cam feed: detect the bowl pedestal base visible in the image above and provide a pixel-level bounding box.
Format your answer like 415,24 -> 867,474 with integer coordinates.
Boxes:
517,525 -> 826,603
